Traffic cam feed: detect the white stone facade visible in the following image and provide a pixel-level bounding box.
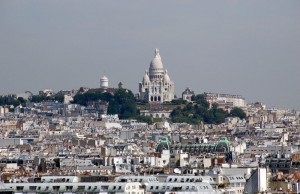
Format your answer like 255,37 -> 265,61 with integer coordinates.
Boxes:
139,49 -> 174,103
206,92 -> 247,108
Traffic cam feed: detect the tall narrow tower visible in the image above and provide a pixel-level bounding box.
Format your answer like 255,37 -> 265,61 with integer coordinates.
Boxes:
100,75 -> 109,91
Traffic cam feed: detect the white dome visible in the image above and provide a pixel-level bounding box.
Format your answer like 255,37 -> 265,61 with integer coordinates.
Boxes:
150,48 -> 164,70
164,70 -> 170,82
143,71 -> 150,83
100,75 -> 108,81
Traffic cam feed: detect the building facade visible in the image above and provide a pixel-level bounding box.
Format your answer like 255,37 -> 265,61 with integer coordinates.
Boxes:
205,92 -> 247,108
182,87 -> 195,102
139,49 -> 174,103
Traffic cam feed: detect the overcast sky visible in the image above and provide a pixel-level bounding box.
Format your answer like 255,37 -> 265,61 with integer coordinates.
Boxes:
0,0 -> 299,109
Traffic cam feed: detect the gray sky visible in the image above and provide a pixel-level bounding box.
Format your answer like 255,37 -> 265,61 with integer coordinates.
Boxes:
0,0 -> 299,109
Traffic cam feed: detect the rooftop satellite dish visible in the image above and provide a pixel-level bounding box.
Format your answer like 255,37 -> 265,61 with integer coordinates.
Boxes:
174,168 -> 181,174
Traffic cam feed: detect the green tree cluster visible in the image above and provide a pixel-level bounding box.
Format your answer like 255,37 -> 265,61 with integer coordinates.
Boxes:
31,93 -> 64,103
0,96 -> 26,107
72,88 -> 140,120
72,89 -> 106,106
229,107 -> 246,119
111,89 -> 137,119
170,94 -> 246,125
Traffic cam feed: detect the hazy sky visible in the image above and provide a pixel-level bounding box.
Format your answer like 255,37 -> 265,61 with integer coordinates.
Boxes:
0,0 -> 299,109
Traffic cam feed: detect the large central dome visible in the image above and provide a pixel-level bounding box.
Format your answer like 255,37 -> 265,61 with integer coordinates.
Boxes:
150,48 -> 164,70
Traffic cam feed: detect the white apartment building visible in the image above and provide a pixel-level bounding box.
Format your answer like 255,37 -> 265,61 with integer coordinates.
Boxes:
206,93 -> 247,108
244,144 -> 297,155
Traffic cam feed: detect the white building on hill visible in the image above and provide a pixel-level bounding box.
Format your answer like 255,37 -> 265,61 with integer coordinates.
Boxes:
138,49 -> 174,103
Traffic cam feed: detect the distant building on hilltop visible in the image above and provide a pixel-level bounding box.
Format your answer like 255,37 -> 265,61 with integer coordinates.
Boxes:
205,92 -> 247,109
39,89 -> 55,97
182,87 -> 195,102
100,75 -> 109,91
138,49 -> 174,103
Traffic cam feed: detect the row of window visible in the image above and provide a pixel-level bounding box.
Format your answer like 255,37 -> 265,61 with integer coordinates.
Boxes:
228,176 -> 244,180
167,177 -> 203,182
248,149 -> 291,152
229,183 -> 245,187
148,185 -> 211,191
119,177 -> 158,183
15,185 -> 120,191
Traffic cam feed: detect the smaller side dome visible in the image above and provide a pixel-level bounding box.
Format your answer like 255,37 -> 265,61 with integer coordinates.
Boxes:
143,71 -> 150,83
164,69 -> 170,82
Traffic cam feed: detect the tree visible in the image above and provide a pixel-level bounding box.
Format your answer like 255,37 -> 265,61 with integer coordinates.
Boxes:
17,97 -> 26,106
114,89 -> 137,119
170,93 -> 229,124
54,94 -> 64,103
72,89 -> 105,106
192,94 -> 209,109
31,95 -> 47,103
107,99 -> 119,114
73,88 -> 139,119
229,107 -> 246,119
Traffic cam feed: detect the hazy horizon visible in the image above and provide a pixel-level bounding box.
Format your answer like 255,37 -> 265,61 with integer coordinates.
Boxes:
0,0 -> 299,109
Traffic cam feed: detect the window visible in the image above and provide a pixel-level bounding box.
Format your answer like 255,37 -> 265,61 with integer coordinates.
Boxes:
66,186 -> 73,191
16,186 -> 24,191
53,186 -> 60,191
29,186 -> 36,190
78,186 -> 85,191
